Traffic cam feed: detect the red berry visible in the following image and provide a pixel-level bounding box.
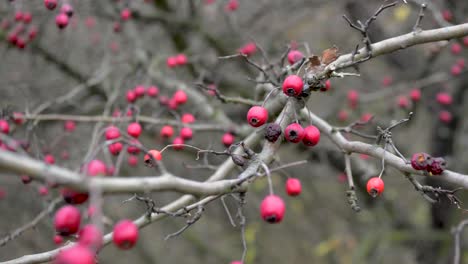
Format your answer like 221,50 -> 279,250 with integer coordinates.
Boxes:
166,57 -> 178,68
44,154 -> 55,164
127,155 -> 138,167
54,205 -> 81,236
126,90 -> 137,103
64,120 -> 76,132
442,10 -> 453,22
180,127 -> 193,140
284,123 -> 305,143
112,220 -> 139,250
159,95 -> 170,106
302,125 -> 320,146
78,224 -> 103,251
53,235 -> 63,245
451,43 -> 462,55
464,36 -> 468,47
120,8 -> 132,21
181,113 -> 195,124
55,13 -> 69,29
21,175 -> 32,184
246,106 -> 268,127
44,0 -> 57,10
173,90 -> 188,105
172,137 -> 184,150
105,126 -> 120,140
127,122 -> 142,138
175,54 -> 188,65
338,173 -> 347,183
439,110 -> 452,124
360,113 -> 373,123
239,42 -> 256,56
167,99 -> 178,110
225,0 -> 239,11
260,195 -> 285,224
127,139 -> 141,154
287,50 -> 303,65
144,149 -> 162,166
231,261 -> 242,264
23,12 -> 32,24
107,166 -> 115,176
54,245 -> 95,264
436,92 -> 452,105
451,64 -> 462,76
113,22 -> 122,33
366,177 -> 384,197
321,80 -> 331,92
285,178 -> 302,196
61,150 -> 70,160
85,17 -> 96,28
16,37 -> 26,49
61,188 -> 89,204
282,75 -> 303,97
0,120 -> 10,134
381,76 -> 393,87
86,160 -> 107,176
61,4 -> 74,17
108,142 -> 123,155
14,11 -> 23,22
133,85 -> 146,98
360,154 -> 370,160
347,90 -> 359,109
222,132 -> 235,147
28,26 -> 38,40
147,86 -> 159,97
160,125 -> 174,138
409,88 -> 421,102
337,110 -> 348,122
38,186 -> 49,196
397,95 -> 409,109
12,112 -> 25,125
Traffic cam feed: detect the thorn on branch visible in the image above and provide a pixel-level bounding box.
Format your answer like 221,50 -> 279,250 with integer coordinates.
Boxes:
342,2 -> 397,64
405,174 -> 465,208
413,3 -> 427,32
164,205 -> 204,240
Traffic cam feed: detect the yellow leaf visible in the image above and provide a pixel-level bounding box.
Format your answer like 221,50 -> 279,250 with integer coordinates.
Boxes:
394,5 -> 411,22
314,238 -> 341,257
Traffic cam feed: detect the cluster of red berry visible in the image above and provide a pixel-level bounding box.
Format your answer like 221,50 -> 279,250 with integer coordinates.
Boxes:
53,205 -> 138,264
2,9 -> 37,49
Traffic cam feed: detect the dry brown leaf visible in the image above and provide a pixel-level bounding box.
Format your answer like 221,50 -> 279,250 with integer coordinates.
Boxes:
321,46 -> 339,65
308,55 -> 321,67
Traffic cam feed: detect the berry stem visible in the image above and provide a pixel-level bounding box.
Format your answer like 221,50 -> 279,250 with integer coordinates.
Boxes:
261,162 -> 274,195
378,142 -> 388,178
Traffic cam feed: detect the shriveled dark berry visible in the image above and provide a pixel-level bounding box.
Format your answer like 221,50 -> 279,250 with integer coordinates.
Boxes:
410,152 -> 432,171
264,123 -> 282,142
427,157 -> 446,175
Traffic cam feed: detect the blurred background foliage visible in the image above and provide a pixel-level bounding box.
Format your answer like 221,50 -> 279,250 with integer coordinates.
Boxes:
0,0 -> 468,263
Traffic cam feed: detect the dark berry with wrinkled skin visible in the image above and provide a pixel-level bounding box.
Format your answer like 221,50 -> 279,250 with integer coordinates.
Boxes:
264,123 -> 282,142
427,157 -> 446,175
410,152 -> 432,170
